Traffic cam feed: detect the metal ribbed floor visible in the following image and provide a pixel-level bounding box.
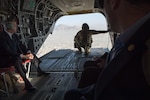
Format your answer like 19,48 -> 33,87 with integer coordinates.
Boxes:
0,48 -> 108,100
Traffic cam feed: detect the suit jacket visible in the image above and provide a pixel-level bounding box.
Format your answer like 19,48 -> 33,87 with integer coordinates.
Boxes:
94,18 -> 150,99
0,31 -> 28,67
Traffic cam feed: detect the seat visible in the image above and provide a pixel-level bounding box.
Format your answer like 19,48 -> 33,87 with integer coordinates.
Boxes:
0,67 -> 16,96
78,67 -> 102,88
0,72 -> 9,96
22,60 -> 31,78
0,60 -> 31,96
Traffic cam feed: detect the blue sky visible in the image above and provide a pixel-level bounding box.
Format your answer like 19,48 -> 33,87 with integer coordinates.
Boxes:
55,13 -> 108,30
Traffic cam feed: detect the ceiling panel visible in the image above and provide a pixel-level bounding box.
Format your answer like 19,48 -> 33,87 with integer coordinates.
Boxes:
50,0 -> 95,14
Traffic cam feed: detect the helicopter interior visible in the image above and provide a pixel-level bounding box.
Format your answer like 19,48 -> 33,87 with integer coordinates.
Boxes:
0,0 -> 118,100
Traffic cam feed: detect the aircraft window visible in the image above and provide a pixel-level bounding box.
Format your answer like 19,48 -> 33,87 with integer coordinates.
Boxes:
37,13 -> 112,57
22,0 -> 36,11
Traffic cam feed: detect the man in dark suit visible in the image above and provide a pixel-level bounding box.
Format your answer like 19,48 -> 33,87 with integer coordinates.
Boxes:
0,16 -> 48,91
64,0 -> 150,100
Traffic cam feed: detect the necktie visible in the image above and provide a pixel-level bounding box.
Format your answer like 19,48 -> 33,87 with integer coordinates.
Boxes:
12,35 -> 18,52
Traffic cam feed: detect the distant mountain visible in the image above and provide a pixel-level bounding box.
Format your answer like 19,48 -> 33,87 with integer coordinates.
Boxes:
54,24 -> 80,31
54,24 -> 107,31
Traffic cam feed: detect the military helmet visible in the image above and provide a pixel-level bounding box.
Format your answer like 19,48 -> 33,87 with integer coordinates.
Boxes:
82,23 -> 89,30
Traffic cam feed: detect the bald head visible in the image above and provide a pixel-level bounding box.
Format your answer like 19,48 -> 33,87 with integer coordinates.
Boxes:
100,0 -> 150,33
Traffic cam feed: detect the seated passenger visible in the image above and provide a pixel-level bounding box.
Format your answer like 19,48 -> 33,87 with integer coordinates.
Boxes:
64,0 -> 150,100
0,15 -> 48,92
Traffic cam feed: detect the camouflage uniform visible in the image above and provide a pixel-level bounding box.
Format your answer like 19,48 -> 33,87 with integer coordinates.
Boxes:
74,30 -> 93,54
74,23 -> 93,55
